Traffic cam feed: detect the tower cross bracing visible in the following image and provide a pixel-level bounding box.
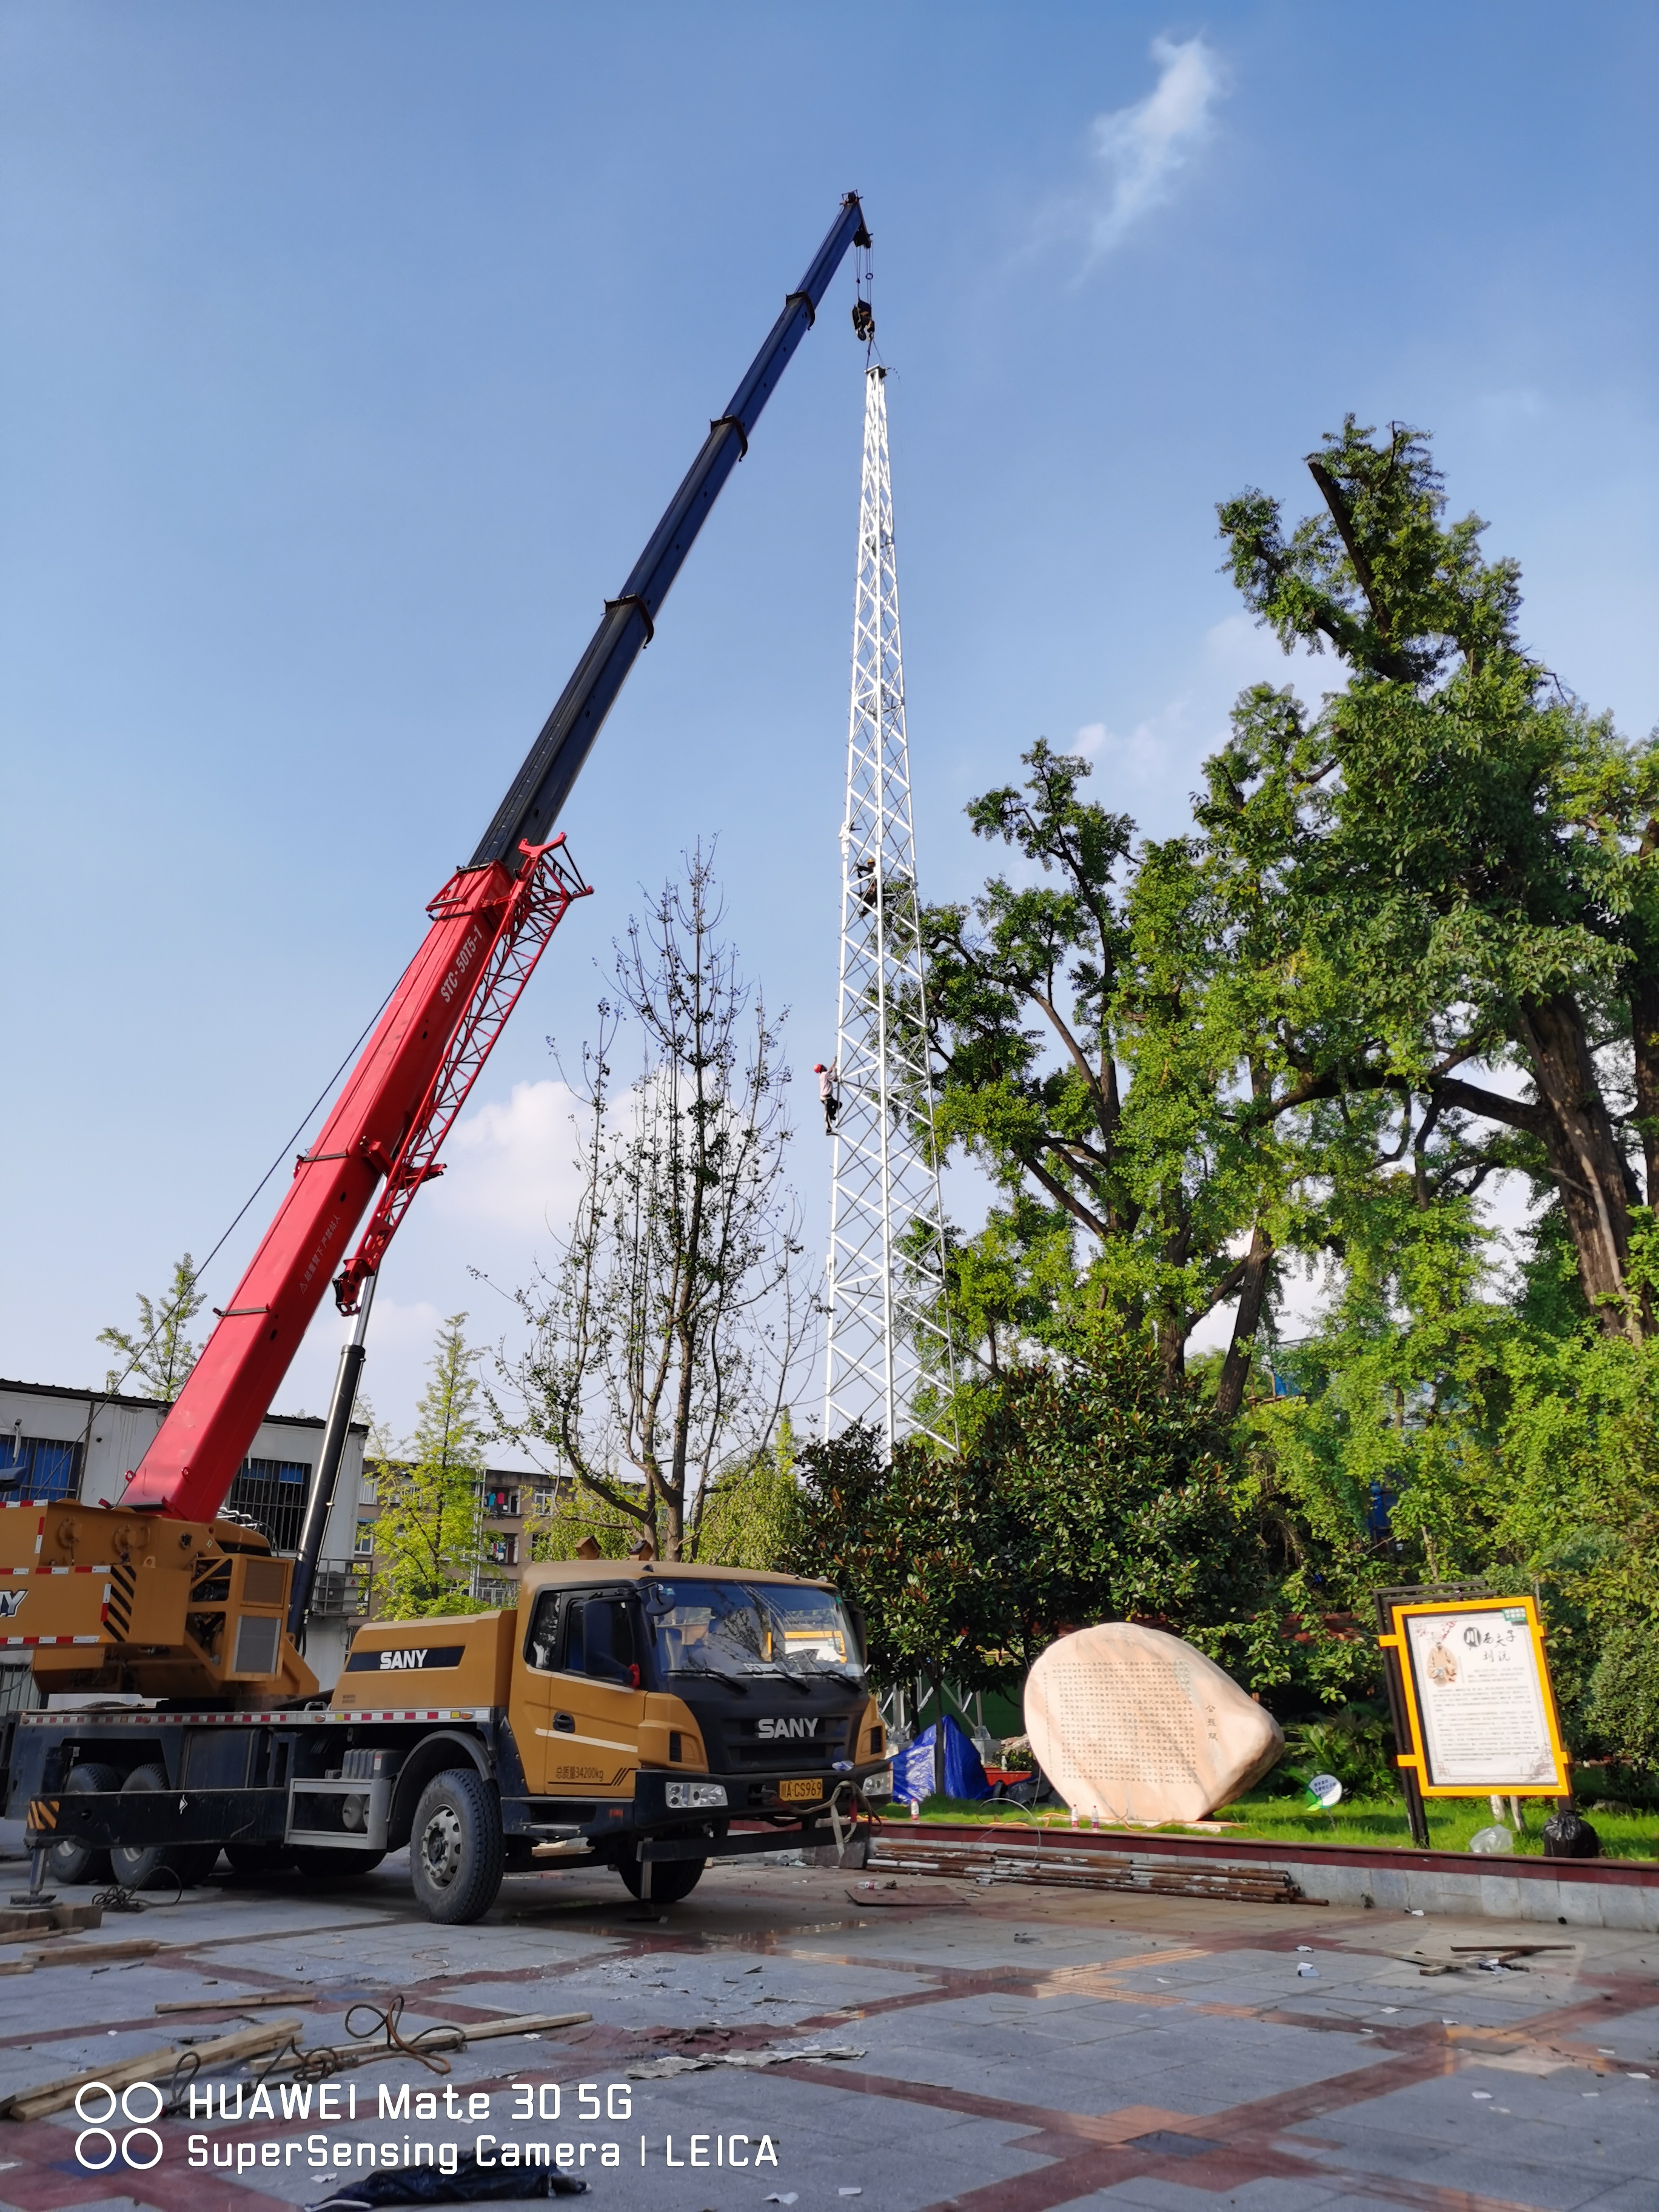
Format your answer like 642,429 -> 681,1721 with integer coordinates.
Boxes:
823,364 -> 954,1450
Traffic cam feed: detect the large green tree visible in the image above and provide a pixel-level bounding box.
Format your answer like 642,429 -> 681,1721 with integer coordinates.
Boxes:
789,1338 -> 1270,1695
1218,417 -> 1659,1338
923,418 -> 1659,1432
920,743 -> 1296,1398
920,737 -> 1366,1412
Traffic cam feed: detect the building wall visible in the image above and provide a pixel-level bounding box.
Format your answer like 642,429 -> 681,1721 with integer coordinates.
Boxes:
0,1378 -> 367,1689
352,1470 -> 648,1617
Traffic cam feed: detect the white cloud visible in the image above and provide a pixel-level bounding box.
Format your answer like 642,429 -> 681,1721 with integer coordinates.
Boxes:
1059,35 -> 1226,269
1067,614 -> 1328,833
430,1078 -> 586,1234
1078,702 -> 1193,797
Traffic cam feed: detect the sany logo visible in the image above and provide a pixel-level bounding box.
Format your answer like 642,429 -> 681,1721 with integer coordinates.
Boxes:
378,1649 -> 429,1671
0,1591 -> 25,1619
757,1717 -> 819,1740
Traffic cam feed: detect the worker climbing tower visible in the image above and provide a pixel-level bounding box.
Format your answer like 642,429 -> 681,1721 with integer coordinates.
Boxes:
823,364 -> 955,1450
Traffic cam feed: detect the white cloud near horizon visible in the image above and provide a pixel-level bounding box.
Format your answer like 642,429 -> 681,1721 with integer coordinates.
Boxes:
431,1077 -> 587,1234
1043,35 -> 1225,272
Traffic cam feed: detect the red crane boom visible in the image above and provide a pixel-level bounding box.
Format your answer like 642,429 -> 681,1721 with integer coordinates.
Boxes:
117,192 -> 871,1532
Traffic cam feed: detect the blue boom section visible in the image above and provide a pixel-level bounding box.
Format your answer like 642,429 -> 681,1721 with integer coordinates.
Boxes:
469,192 -> 871,871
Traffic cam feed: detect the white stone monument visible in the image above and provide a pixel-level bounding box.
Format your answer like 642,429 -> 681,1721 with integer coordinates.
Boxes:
1024,1622 -> 1284,1825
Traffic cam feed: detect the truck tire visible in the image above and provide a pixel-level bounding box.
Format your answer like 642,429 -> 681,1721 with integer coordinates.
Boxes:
109,1765 -> 220,1889
617,1845 -> 706,1904
47,1762 -> 120,1885
291,1846 -> 386,1880
409,1768 -> 503,1924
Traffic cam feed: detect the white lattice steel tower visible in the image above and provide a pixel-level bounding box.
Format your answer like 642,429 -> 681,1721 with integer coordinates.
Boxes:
823,365 -> 954,1450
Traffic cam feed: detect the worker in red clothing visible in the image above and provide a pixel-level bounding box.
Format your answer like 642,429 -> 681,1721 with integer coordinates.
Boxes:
814,1061 -> 840,1135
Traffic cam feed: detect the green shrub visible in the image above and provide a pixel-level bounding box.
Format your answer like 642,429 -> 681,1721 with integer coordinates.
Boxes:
1278,1703 -> 1396,1798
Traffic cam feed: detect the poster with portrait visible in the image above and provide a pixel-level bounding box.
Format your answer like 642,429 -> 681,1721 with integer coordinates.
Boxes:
1389,1595 -> 1569,1795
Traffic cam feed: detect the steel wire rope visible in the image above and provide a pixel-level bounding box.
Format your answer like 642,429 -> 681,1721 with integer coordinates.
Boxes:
68,953 -> 417,1451
92,1867 -> 184,1913
245,1994 -> 464,2091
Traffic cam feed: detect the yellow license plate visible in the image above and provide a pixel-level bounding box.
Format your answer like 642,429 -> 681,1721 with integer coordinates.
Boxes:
778,1778 -> 822,1803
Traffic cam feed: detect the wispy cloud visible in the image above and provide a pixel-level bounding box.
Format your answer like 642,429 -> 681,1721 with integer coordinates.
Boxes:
1042,35 -> 1225,272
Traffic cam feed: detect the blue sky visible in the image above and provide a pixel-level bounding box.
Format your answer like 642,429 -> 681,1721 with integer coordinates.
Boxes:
4,2 -> 1655,1455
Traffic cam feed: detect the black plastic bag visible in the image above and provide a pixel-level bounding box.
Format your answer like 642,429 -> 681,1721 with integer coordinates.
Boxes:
1541,1809 -> 1601,1860
312,2155 -> 589,2208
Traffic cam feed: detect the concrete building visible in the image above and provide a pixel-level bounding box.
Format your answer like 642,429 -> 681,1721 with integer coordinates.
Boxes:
352,1469 -> 649,1610
0,1377 -> 369,1691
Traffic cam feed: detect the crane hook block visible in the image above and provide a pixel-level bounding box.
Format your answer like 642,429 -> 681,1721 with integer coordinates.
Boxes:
851,299 -> 874,343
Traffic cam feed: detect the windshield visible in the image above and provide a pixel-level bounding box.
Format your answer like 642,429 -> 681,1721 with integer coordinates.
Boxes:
642,1580 -> 863,1681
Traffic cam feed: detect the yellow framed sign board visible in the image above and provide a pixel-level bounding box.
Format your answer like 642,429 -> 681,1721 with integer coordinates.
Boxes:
1380,1594 -> 1570,1798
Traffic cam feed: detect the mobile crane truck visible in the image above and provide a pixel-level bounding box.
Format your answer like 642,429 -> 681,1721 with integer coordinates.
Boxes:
2,194 -> 893,1924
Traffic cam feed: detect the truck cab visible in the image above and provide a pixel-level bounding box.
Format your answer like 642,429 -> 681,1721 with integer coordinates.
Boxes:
329,1558 -> 892,1916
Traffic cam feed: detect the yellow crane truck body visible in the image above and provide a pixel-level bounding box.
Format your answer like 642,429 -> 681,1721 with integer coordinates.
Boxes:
5,1556 -> 893,1922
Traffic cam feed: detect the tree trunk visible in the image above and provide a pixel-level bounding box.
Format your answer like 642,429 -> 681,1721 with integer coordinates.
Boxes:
1518,994 -> 1638,1337
1156,1315 -> 1186,1390
1216,1225 -> 1274,1420
659,1485 -> 683,1563
1632,970 -> 1659,1211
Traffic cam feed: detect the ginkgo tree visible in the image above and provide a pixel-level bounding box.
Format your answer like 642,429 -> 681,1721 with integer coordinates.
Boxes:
1218,417 -> 1659,1339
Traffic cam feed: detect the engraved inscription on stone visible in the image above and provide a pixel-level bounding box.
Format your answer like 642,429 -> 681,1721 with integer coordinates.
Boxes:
1024,1621 -> 1284,1826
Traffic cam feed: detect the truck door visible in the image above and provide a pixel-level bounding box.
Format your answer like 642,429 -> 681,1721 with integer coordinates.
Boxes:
517,1588 -> 645,1799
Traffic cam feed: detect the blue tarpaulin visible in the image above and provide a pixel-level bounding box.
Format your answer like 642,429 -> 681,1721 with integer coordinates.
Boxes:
891,1713 -> 991,1805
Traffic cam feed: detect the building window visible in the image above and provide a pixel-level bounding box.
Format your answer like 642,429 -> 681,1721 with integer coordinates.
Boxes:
359,1475 -> 378,1504
354,1521 -> 375,1557
531,1488 -> 558,1515
226,1458 -> 311,1553
482,1487 -> 520,1518
0,1436 -> 84,1504
483,1533 -> 517,1567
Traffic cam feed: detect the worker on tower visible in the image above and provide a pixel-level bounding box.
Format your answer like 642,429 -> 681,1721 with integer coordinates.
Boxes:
815,1061 -> 840,1135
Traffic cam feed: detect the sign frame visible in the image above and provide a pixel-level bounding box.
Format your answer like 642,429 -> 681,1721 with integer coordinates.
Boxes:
1380,1592 -> 1570,1799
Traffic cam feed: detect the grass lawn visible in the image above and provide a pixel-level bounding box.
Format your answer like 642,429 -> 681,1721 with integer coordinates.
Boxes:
898,1788 -> 1659,1860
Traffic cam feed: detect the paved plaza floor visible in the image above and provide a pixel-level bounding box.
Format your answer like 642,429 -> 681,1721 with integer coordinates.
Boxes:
0,1843 -> 1653,2212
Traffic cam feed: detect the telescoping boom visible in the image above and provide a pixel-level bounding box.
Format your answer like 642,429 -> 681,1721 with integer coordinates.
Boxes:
118,194 -> 871,1540
2,200 -> 892,1907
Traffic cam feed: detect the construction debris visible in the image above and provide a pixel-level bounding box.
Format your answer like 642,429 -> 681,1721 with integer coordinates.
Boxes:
25,1937 -> 163,1969
0,1903 -> 102,1940
156,1991 -> 318,2013
267,2006 -> 594,2083
868,1832 -> 1308,1905
3,2017 -> 302,2122
627,2043 -> 866,2080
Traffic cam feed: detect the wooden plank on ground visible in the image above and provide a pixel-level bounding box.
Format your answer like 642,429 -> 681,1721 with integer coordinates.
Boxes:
155,1991 -> 318,2013
3,2017 -> 303,2123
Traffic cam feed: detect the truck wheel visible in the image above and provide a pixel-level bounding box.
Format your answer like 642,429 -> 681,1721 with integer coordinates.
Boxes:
109,1765 -> 220,1889
409,1769 -> 503,1925
617,1846 -> 706,1904
47,1763 -> 120,1885
290,1846 -> 386,1880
